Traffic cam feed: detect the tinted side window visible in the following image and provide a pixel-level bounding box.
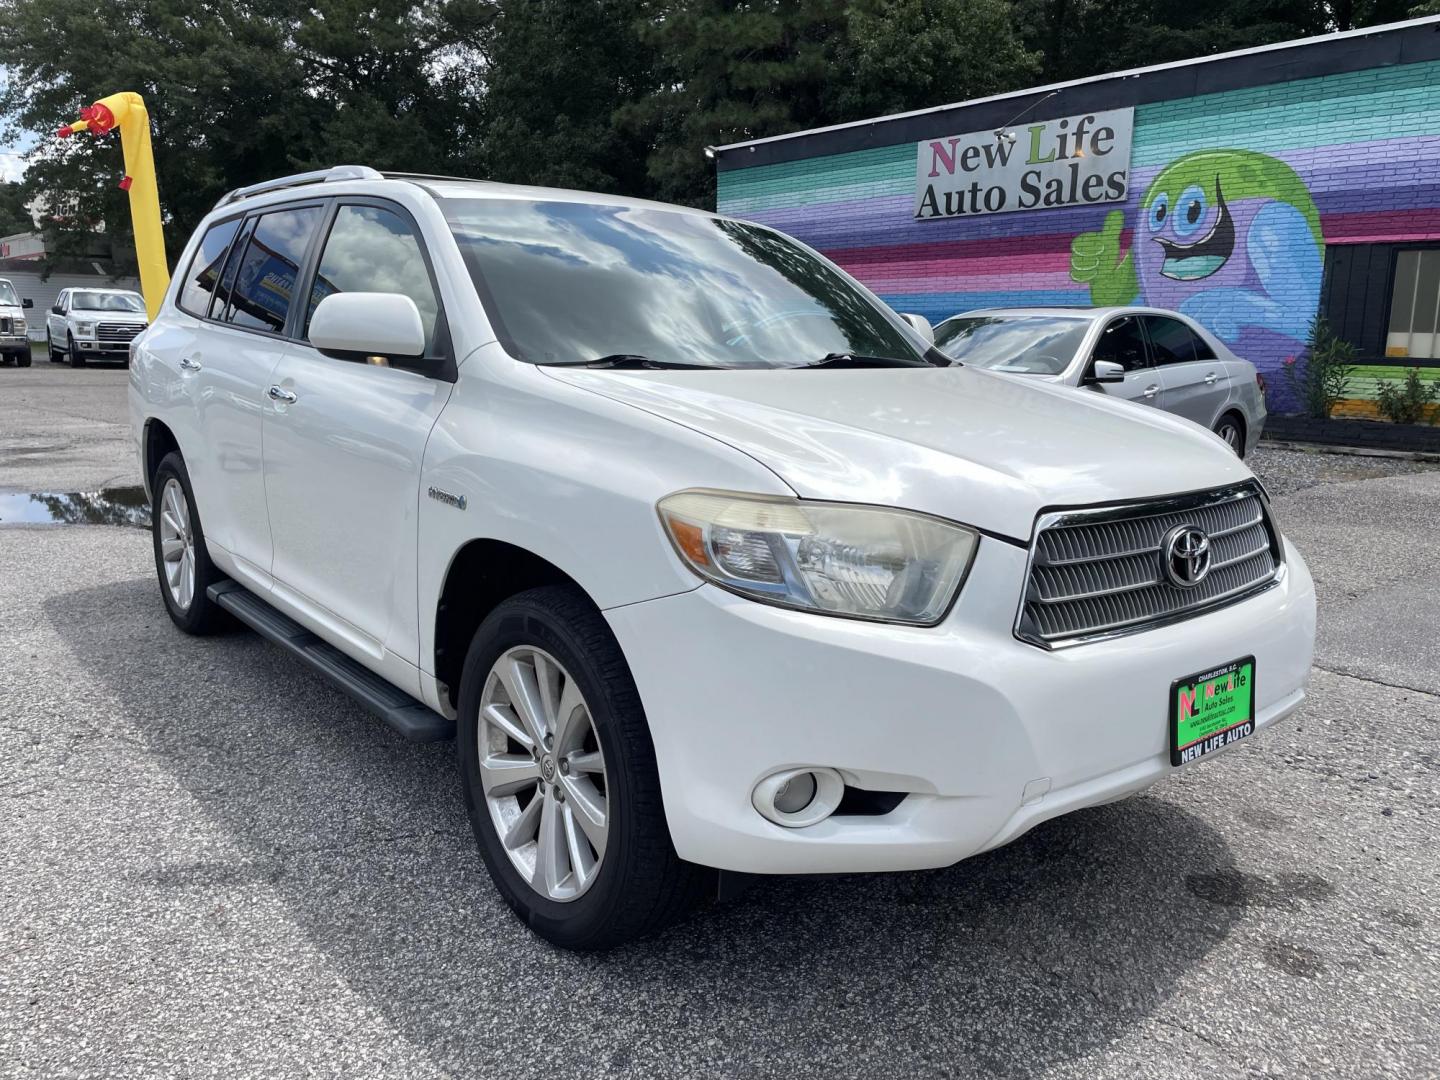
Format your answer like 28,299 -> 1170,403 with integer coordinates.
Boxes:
306,205 -> 441,353
222,206 -> 323,333
1091,316 -> 1149,372
210,217 -> 256,319
178,218 -> 241,316
1144,315 -> 1215,365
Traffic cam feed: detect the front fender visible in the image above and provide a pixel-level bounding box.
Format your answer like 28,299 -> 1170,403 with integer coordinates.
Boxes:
417,345 -> 794,673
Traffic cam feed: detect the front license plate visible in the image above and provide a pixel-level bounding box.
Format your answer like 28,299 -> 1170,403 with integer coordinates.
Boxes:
1170,657 -> 1256,767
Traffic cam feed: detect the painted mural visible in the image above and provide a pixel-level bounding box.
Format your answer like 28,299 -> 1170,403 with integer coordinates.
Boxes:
1070,149 -> 1324,362
715,57 -> 1440,414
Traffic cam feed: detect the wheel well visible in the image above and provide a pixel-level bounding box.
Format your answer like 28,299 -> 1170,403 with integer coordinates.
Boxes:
143,419 -> 180,493
1218,409 -> 1247,439
433,540 -> 584,709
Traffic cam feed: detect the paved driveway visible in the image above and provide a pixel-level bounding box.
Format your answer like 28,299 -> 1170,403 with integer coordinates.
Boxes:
1,364 -> 1436,1078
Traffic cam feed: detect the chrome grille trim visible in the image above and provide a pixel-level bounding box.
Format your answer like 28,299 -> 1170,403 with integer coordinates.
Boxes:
97,322 -> 145,342
1016,483 -> 1283,648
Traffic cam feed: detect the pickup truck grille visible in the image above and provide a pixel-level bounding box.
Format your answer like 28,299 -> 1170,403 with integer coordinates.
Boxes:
1016,484 -> 1282,647
97,322 -> 145,342
0,317 -> 10,334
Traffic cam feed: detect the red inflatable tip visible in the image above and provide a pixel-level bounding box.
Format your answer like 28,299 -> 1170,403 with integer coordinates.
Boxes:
57,126 -> 74,138
118,175 -> 133,192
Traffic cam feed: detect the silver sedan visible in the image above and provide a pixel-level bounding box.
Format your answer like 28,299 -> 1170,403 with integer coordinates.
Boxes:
931,306 -> 1267,457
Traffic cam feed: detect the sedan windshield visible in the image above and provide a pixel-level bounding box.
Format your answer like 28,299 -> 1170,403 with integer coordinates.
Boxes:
444,199 -> 927,369
72,291 -> 144,312
934,315 -> 1090,375
0,281 -> 18,306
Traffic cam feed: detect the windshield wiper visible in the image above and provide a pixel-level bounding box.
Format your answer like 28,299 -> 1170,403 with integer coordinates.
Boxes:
543,354 -> 714,370
799,352 -> 935,369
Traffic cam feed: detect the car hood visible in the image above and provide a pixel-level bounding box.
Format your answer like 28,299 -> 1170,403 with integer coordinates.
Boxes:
543,364 -> 1251,541
70,308 -> 147,321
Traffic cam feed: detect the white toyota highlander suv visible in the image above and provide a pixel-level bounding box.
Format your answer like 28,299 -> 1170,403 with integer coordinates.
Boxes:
129,166 -> 1316,948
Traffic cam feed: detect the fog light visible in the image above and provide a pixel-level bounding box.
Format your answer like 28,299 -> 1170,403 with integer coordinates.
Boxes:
752,767 -> 844,828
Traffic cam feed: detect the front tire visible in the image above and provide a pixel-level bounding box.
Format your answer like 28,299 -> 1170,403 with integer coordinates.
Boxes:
67,332 -> 84,368
456,585 -> 708,949
150,452 -> 230,635
47,333 -> 61,362
16,350 -> 30,368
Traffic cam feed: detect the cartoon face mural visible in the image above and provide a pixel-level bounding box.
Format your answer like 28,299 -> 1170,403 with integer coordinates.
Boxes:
1071,149 -> 1324,358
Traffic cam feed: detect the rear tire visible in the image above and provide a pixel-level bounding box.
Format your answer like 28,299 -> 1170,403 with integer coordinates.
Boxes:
150,452 -> 230,635
67,332 -> 84,368
456,585 -> 709,949
1214,412 -> 1245,458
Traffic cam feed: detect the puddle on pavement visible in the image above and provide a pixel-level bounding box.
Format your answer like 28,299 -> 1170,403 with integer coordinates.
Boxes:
0,486 -> 151,528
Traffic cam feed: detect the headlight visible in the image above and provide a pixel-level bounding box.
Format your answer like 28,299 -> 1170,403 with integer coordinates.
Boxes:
658,490 -> 978,625
13,319 -> 24,333
76,322 -> 96,336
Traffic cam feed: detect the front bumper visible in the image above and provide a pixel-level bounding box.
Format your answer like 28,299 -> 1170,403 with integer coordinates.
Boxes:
607,535 -> 1315,875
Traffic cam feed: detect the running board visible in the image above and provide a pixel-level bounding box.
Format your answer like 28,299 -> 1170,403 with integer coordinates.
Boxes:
208,580 -> 454,742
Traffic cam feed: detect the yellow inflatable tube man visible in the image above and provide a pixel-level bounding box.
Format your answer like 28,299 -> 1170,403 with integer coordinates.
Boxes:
58,92 -> 168,320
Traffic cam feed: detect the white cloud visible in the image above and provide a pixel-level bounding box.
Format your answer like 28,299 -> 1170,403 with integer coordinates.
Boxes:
0,151 -> 24,183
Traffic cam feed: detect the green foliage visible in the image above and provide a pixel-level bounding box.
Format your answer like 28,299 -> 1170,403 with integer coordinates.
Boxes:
0,0 -> 1419,243
1374,367 -> 1440,425
481,0 -> 656,194
0,181 -> 32,235
0,0 -> 486,267
1283,317 -> 1355,420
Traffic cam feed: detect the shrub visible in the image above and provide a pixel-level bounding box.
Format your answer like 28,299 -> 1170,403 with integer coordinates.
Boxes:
1283,317 -> 1355,419
1374,367 -> 1440,425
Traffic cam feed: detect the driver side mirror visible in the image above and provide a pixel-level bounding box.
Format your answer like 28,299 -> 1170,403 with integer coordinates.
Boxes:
899,312 -> 934,344
21,298 -> 32,309
309,292 -> 427,366
51,304 -> 63,316
1085,359 -> 1126,384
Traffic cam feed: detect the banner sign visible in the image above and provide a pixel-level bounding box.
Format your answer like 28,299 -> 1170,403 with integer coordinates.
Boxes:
914,107 -> 1134,220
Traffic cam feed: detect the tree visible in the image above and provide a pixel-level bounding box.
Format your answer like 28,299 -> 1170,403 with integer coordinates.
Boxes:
0,181 -> 32,235
0,0 -> 485,268
480,0 -> 656,194
825,0 -> 1041,123
619,0 -> 851,208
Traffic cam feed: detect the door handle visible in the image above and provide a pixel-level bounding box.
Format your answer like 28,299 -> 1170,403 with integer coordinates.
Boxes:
179,356 -> 202,372
267,385 -> 297,404
1143,384 -> 1160,398
1204,372 -> 1218,385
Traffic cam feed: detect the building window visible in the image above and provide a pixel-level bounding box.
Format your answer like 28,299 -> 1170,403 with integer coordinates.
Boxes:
1386,249 -> 1440,359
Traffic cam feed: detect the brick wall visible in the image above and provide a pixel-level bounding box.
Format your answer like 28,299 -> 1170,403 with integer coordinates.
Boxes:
717,59 -> 1440,415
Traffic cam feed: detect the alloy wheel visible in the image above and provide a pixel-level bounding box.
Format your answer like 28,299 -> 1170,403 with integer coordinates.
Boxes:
158,477 -> 196,611
478,646 -> 609,901
1217,420 -> 1241,453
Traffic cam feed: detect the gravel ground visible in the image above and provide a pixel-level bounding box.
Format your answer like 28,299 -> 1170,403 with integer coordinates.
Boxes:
1,375 -> 1437,1079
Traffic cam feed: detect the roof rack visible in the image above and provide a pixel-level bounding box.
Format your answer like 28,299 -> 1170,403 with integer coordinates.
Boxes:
213,165 -> 385,209
380,171 -> 487,185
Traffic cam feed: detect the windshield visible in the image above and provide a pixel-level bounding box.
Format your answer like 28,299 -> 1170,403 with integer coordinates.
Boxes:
0,281 -> 18,306
72,291 -> 144,312
444,199 -> 927,369
934,315 -> 1090,375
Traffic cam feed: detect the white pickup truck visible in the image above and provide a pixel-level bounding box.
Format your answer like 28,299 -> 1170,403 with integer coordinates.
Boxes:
0,277 -> 32,367
45,287 -> 148,367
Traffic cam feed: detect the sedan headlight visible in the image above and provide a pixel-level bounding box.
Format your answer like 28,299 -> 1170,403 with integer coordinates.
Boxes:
658,490 -> 978,625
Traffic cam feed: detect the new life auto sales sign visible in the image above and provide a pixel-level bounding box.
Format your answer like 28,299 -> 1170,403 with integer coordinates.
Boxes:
914,107 -> 1134,220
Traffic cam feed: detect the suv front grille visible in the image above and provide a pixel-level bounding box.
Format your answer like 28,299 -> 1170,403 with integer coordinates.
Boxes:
98,322 -> 144,342
1017,484 -> 1282,647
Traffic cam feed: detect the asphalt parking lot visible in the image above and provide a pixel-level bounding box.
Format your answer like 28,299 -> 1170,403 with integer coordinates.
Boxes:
1,363 -> 1437,1080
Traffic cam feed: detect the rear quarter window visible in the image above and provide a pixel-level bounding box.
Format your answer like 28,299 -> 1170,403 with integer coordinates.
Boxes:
178,218 -> 243,317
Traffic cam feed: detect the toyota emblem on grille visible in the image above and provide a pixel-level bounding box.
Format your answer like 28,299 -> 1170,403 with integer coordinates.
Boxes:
1162,524 -> 1212,588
